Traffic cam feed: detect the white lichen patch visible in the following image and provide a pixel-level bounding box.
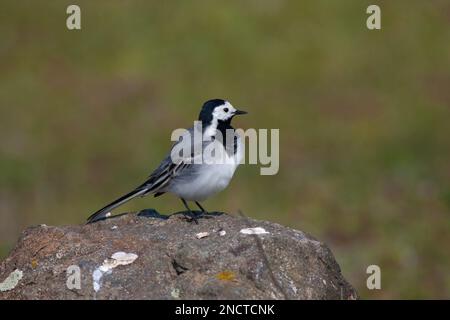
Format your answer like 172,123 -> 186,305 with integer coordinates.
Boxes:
0,269 -> 23,292
111,252 -> 138,264
240,227 -> 269,235
171,288 -> 180,299
92,251 -> 138,292
288,279 -> 298,295
195,232 -> 209,239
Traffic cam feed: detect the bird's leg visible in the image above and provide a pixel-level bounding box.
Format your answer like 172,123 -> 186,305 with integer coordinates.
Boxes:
195,201 -> 208,218
180,198 -> 198,224
194,201 -> 214,219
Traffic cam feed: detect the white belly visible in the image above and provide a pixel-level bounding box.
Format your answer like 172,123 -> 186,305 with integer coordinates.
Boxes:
172,163 -> 236,201
168,137 -> 243,201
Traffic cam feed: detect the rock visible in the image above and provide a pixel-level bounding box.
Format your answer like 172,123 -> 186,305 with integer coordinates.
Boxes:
0,211 -> 358,299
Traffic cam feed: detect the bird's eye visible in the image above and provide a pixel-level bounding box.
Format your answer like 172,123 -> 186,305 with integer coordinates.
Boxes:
224,108 -> 229,112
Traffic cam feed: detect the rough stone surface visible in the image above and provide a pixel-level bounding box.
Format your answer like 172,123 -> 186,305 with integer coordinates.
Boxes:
0,210 -> 358,300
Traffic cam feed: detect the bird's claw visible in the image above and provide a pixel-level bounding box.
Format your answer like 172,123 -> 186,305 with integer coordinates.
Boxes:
183,212 -> 199,224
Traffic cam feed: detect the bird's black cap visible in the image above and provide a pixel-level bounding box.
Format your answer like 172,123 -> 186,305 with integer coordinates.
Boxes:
198,99 -> 226,122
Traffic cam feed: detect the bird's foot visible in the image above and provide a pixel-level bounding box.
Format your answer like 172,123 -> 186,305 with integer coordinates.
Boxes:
182,212 -> 199,224
179,210 -> 214,224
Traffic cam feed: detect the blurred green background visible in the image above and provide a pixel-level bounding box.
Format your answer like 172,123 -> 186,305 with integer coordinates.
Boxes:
1,0 -> 449,299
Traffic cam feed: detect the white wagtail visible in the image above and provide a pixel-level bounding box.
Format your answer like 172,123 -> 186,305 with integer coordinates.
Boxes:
87,99 -> 247,224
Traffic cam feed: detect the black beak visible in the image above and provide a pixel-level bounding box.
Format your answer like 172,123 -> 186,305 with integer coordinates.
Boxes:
234,109 -> 248,115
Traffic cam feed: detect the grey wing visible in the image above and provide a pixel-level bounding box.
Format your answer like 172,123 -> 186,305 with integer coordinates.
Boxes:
138,125 -> 204,194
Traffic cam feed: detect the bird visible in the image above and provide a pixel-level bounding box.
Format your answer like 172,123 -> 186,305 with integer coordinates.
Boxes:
86,99 -> 247,224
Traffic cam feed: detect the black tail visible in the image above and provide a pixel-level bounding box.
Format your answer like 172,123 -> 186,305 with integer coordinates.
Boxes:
86,188 -> 148,224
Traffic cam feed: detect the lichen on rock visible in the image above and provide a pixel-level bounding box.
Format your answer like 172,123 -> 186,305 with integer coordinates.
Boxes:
0,269 -> 23,292
0,211 -> 358,300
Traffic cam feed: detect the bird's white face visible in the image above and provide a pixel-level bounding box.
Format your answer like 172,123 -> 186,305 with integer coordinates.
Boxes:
212,101 -> 237,121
